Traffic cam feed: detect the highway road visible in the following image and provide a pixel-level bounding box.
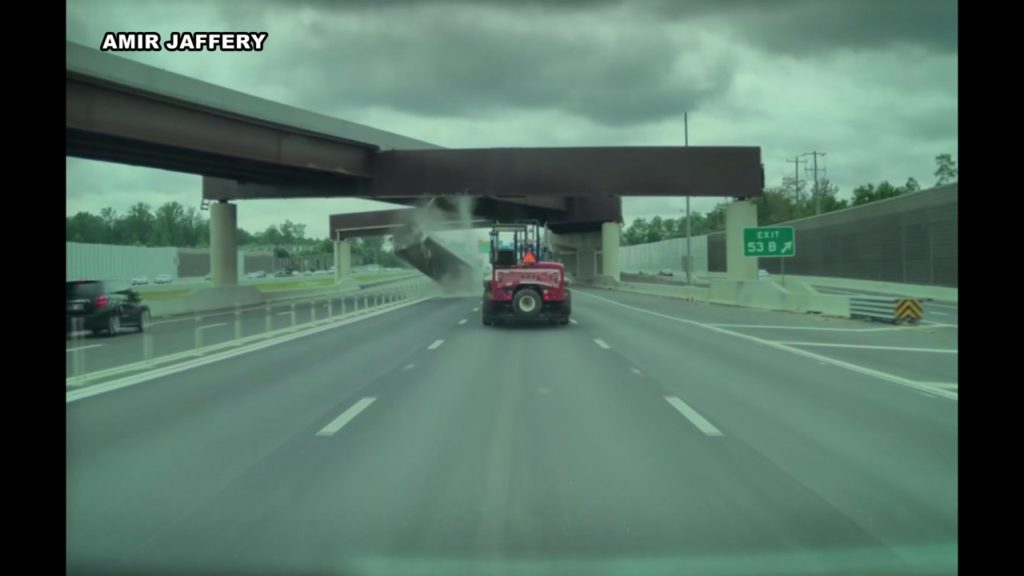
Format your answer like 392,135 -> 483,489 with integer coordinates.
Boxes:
67,287 -> 957,575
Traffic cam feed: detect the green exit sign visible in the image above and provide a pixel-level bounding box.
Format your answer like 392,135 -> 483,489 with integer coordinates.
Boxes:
744,227 -> 796,257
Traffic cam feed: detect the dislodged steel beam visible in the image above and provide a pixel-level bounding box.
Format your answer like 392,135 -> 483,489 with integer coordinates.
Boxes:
371,147 -> 763,198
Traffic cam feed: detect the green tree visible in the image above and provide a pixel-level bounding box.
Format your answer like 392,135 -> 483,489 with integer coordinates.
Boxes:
151,201 -> 186,246
622,218 -> 648,246
704,203 -> 728,233
261,225 -> 284,246
852,181 -> 904,206
360,236 -> 385,264
66,212 -> 107,243
645,216 -> 666,243
753,187 -> 797,225
903,177 -> 921,193
237,227 -> 254,246
934,154 -> 957,186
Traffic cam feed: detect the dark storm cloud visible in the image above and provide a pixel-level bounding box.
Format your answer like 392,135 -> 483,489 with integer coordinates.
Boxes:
251,0 -> 957,54
214,2 -> 732,126
645,0 -> 957,55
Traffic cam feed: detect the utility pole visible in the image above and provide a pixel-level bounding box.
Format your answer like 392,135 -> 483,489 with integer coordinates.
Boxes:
684,112 -> 692,286
786,156 -> 805,204
802,151 -> 827,214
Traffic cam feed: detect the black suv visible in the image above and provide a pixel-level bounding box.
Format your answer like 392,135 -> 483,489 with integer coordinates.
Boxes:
66,280 -> 151,337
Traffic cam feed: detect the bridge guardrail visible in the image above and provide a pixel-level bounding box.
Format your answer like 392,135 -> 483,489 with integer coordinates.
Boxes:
850,296 -> 927,324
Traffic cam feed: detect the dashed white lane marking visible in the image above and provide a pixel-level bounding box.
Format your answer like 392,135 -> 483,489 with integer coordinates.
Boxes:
428,339 -> 445,350
569,318 -> 579,325
403,364 -> 415,371
779,342 -> 957,354
630,367 -> 643,377
594,339 -> 611,349
66,344 -> 103,352
473,307 -> 480,312
664,396 -> 723,437
316,397 -> 377,436
199,322 -> 227,329
458,319 -> 467,325
930,311 -> 950,317
276,311 -> 292,316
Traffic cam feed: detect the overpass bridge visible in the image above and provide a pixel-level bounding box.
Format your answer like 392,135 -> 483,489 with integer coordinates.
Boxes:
66,40 -> 763,290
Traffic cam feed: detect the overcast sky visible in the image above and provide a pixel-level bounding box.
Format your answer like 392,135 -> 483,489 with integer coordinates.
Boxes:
66,0 -> 957,239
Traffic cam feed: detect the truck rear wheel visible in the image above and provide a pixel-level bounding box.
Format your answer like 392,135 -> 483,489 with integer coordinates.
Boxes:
513,289 -> 542,317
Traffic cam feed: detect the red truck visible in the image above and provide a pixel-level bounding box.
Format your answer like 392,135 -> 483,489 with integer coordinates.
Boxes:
482,222 -> 571,326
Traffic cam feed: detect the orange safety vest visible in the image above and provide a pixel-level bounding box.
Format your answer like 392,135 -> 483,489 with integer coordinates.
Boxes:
523,250 -> 537,264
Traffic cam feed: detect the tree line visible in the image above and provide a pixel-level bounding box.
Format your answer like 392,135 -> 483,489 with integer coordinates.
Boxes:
66,201 -> 406,267
621,153 -> 957,246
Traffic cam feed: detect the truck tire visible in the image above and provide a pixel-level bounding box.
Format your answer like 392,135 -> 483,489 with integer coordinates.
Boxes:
482,293 -> 494,325
513,288 -> 542,317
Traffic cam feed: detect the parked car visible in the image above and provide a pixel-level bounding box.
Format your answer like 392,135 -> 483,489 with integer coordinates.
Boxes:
154,274 -> 172,284
66,280 -> 151,337
131,276 -> 149,286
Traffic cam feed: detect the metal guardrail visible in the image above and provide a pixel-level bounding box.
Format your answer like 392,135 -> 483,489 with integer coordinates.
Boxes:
850,296 -> 927,324
67,280 -> 438,386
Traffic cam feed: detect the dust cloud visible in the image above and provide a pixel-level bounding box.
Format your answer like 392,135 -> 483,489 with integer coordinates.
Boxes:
397,196 -> 484,295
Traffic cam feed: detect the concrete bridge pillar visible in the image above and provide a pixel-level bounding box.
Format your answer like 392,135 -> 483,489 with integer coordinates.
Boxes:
601,221 -> 621,282
210,200 -> 238,287
334,239 -> 352,282
726,200 -> 758,281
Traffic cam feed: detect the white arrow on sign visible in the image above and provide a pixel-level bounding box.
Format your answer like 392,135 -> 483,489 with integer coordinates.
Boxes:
782,241 -> 793,253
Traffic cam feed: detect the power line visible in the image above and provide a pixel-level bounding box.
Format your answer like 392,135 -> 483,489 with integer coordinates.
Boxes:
801,151 -> 827,214
786,156 -> 806,203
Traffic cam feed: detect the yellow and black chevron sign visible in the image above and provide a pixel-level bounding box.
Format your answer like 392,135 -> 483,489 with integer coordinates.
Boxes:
895,299 -> 924,321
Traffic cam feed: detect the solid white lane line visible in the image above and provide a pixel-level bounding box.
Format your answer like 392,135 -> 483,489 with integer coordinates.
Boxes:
199,322 -> 227,329
428,339 -> 445,350
66,344 -> 103,352
316,397 -> 377,436
930,311 -> 950,317
577,290 -> 958,401
569,318 -> 579,325
458,319 -> 467,325
921,321 -> 958,328
665,396 -> 723,437
779,342 -> 958,354
594,339 -> 611,349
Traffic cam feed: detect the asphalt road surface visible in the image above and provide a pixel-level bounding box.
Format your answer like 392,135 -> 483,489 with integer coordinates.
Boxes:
67,288 -> 957,575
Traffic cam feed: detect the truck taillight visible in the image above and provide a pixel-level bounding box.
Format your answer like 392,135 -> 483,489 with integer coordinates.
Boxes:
95,295 -> 108,309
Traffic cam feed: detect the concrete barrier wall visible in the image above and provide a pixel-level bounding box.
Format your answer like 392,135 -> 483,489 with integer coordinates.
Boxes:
67,242 -> 178,281
620,235 -> 709,274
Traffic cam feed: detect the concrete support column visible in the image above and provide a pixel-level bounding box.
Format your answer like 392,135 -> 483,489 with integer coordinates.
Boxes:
334,239 -> 352,283
601,221 -> 621,282
210,201 -> 238,287
726,200 -> 758,281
